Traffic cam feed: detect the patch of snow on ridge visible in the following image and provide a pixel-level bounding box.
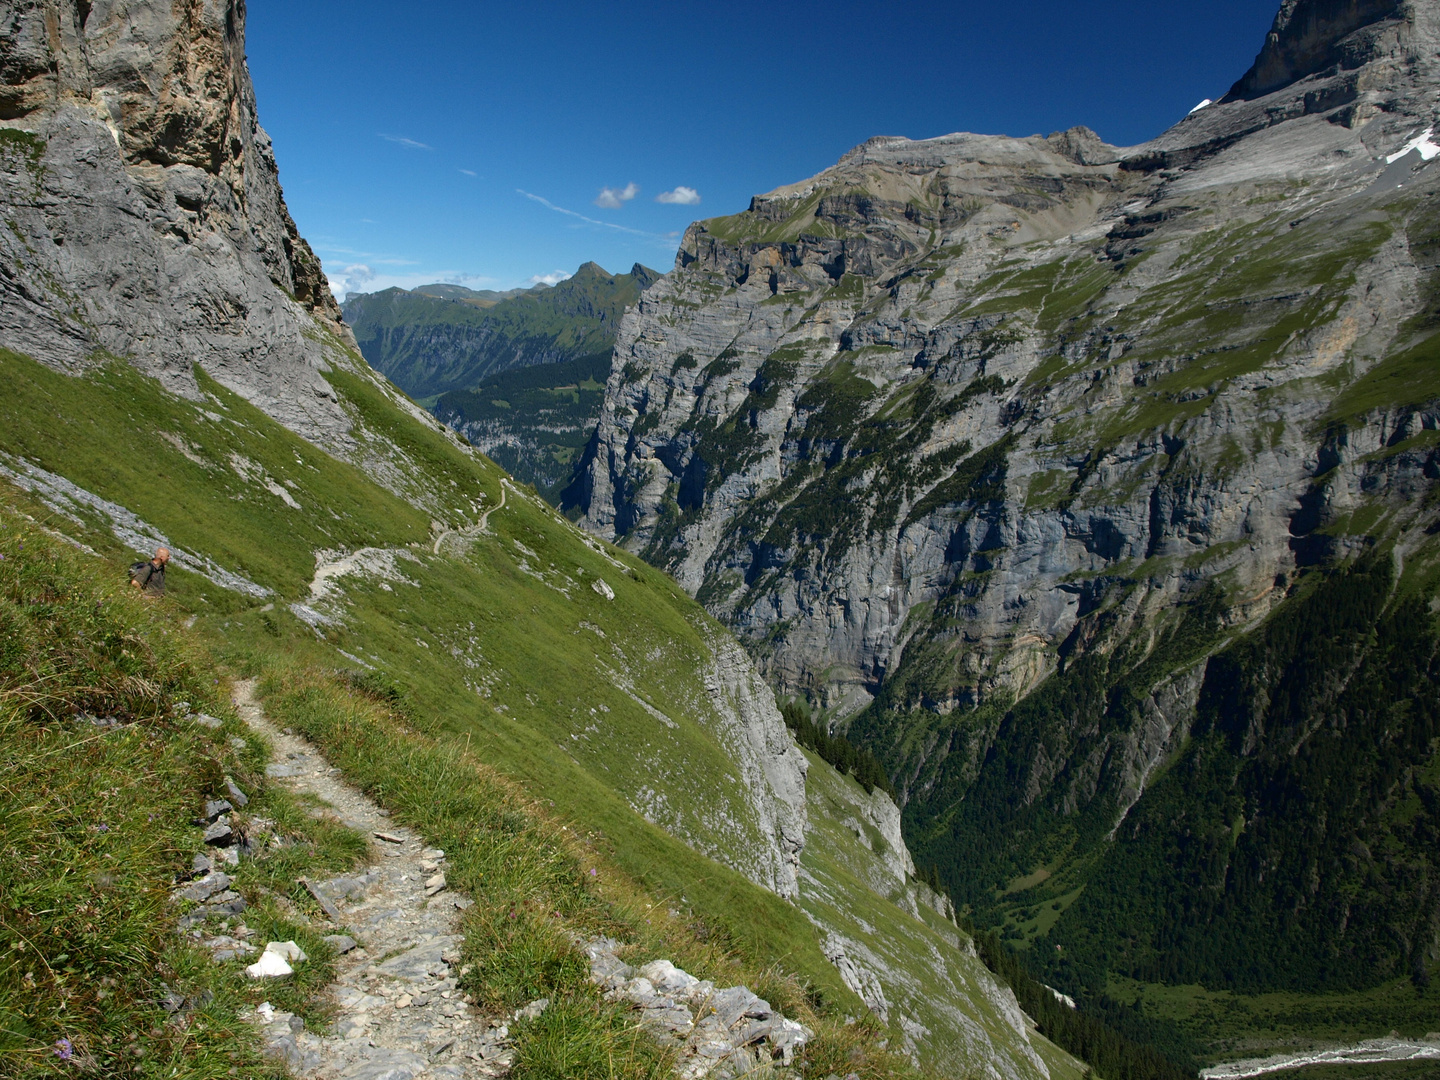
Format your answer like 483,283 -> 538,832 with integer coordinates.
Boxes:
1386,128 -> 1440,163
1189,98 -> 1214,114
0,455 -> 271,597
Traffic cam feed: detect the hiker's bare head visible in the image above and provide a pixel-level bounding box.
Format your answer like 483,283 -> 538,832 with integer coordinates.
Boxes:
154,547 -> 170,565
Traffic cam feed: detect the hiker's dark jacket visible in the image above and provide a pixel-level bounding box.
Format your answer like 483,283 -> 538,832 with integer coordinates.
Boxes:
130,559 -> 166,596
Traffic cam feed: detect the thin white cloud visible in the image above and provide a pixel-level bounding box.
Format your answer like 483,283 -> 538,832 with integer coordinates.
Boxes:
528,270 -> 572,287
656,186 -> 701,205
328,263 -> 375,298
517,190 -> 671,243
459,168 -> 478,177
594,182 -> 640,209
313,242 -> 420,267
379,133 -> 432,150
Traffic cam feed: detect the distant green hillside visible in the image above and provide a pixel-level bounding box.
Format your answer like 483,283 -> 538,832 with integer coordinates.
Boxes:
410,283 -> 532,305
341,261 -> 661,402
343,262 -> 660,500
434,351 -> 611,503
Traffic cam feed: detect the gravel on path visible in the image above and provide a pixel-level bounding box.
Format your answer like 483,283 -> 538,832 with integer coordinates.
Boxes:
233,678 -> 529,1080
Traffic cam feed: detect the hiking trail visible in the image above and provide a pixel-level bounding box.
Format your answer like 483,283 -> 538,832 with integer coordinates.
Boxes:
433,480 -> 510,555
232,678 -> 526,1080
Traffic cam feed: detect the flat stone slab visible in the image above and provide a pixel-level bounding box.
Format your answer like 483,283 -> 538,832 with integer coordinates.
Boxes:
376,935 -> 462,983
338,1047 -> 429,1080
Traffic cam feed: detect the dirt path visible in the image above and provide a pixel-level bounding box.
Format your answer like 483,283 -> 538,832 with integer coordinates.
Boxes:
1200,1036 -> 1440,1079
233,679 -> 519,1080
433,481 -> 509,556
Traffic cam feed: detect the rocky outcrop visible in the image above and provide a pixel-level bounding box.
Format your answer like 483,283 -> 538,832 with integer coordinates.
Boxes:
1226,0 -> 1413,100
584,939 -> 812,1079
699,624 -> 809,898
827,768 -> 915,889
0,0 -> 355,443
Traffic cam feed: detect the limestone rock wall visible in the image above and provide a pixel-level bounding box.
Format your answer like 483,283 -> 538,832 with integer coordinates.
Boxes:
0,0 -> 354,443
700,624 -> 810,898
573,0 -> 1440,819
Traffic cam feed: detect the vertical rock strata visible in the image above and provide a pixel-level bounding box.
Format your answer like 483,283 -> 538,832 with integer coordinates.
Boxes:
0,0 -> 354,442
700,624 -> 809,898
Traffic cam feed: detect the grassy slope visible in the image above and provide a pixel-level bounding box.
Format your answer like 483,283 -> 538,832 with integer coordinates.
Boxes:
0,346 -> 1047,1077
0,499 -> 370,1078
0,348 -> 432,595
798,754 -> 1087,1080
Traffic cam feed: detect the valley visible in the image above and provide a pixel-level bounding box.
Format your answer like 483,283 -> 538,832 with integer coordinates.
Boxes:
561,0 -> 1440,1072
3,0 -> 1439,1078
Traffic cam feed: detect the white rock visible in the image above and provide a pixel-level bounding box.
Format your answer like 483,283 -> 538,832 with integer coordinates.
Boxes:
639,959 -> 699,994
246,951 -> 293,979
513,998 -> 549,1021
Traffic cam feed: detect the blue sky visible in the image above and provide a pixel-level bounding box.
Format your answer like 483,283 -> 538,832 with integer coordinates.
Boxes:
246,1 -> 1282,297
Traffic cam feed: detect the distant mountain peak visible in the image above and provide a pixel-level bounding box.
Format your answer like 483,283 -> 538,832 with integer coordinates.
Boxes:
630,262 -> 665,289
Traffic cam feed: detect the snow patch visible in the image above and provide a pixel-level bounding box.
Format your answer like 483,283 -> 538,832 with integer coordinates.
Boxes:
1386,128 -> 1440,164
1189,98 -> 1214,115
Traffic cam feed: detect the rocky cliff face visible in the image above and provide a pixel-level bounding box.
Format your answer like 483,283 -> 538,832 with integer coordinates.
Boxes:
698,624 -> 810,897
1227,0 -> 1412,99
0,0 -> 353,443
573,0 -> 1440,993
575,0 -> 1440,717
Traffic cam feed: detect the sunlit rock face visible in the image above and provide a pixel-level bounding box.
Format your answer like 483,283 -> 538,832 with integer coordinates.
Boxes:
0,0 -> 355,443
574,0 -> 1440,757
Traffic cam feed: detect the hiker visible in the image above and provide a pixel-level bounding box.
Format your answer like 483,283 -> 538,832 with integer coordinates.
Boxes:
130,546 -> 170,596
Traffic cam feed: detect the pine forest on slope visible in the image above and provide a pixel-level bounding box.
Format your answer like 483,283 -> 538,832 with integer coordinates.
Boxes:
569,0 -> 1440,1066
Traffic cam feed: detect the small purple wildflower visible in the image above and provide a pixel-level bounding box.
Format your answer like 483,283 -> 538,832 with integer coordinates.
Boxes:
588,868 -> 597,877
54,1038 -> 72,1061
95,823 -> 108,833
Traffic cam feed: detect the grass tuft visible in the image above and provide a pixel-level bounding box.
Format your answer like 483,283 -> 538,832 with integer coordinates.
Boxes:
509,990 -> 675,1080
